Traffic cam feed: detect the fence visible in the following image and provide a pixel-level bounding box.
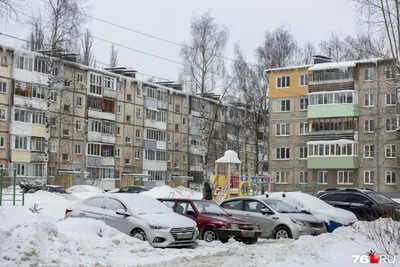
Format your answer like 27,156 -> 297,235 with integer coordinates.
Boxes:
0,168 -> 25,206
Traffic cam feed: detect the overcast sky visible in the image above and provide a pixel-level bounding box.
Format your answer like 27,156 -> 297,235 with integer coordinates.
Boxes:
0,0 -> 358,81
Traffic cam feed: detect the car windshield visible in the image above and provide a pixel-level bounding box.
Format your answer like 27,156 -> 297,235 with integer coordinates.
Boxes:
193,200 -> 229,216
263,199 -> 298,213
366,192 -> 396,204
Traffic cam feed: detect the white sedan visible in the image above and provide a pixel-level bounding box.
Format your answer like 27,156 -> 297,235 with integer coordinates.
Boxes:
65,193 -> 199,248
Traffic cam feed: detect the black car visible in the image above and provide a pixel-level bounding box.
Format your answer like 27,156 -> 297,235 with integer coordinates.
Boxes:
113,186 -> 149,194
318,188 -> 400,221
43,185 -> 69,194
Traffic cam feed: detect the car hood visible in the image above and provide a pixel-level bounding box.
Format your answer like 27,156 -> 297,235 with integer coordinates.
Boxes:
136,213 -> 196,228
202,214 -> 253,225
276,212 -> 324,222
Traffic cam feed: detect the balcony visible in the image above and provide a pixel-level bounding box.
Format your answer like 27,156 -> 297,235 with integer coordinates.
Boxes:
103,88 -> 117,99
101,157 -> 115,166
87,132 -> 116,144
88,109 -> 116,121
143,160 -> 167,171
31,152 -> 45,162
157,102 -> 168,110
144,119 -> 167,130
308,117 -> 357,141
308,63 -> 355,86
307,140 -> 359,169
190,164 -> 203,172
308,90 -> 358,119
86,155 -> 101,167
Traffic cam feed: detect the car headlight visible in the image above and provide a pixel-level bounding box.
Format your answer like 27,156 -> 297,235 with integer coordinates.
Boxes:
148,224 -> 169,230
290,218 -> 307,226
230,223 -> 239,230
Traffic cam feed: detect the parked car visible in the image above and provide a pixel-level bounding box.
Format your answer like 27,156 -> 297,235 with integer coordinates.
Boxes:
219,196 -> 327,240
317,188 -> 400,221
262,192 -> 358,232
43,185 -> 69,194
158,198 -> 262,244
65,194 -> 199,248
112,186 -> 149,194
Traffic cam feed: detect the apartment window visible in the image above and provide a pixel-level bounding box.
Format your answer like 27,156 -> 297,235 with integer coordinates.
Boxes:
76,96 -> 83,107
275,171 -> 289,184
14,109 -> 31,123
14,136 -> 28,150
385,92 -> 396,106
183,117 -> 187,127
364,93 -> 375,107
337,170 -> 354,184
175,105 -> 181,112
364,67 -> 375,81
104,76 -> 115,90
167,133 -> 171,143
32,111 -> 45,125
87,143 -> 101,156
299,122 -> 308,135
299,146 -> 308,159
137,87 -> 141,97
175,124 -> 179,132
30,137 -> 44,152
63,129 -> 70,136
115,148 -> 120,157
125,158 -> 131,165
89,120 -> 102,133
385,171 -> 397,184
116,104 -> 122,114
385,144 -> 396,158
299,97 -> 308,110
89,73 -> 102,95
16,163 -> 28,176
32,85 -> 45,100
174,162 -> 179,169
50,91 -> 57,102
136,129 -> 141,139
168,113 -> 172,123
276,147 -> 290,160
101,145 -> 114,157
50,141 -> 56,152
385,67 -> 396,79
62,153 -> 69,161
0,136 -> 4,148
0,81 -> 6,93
364,171 -> 375,185
75,144 -> 82,155
318,171 -> 328,184
135,150 -> 140,160
127,94 -> 132,101
276,99 -> 290,112
182,136 -> 187,145
136,108 -> 141,118
77,73 -> 84,83
183,97 -> 188,107
364,145 -> 375,158
0,55 -> 8,66
126,115 -> 131,122
16,55 -> 33,71
63,104 -> 70,112
116,126 -> 121,136
276,76 -> 290,88
276,123 -> 290,136
0,109 -> 6,120
145,129 -> 166,141
182,155 -> 187,163
175,143 -> 179,150
299,172 -> 308,184
299,74 -> 308,86
125,136 -> 131,144
364,119 -> 375,133
386,117 -> 397,132
32,164 -> 43,177
34,57 -> 48,73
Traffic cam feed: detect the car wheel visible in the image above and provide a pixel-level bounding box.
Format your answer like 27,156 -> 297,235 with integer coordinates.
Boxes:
130,229 -> 147,241
274,226 -> 292,239
202,229 -> 217,242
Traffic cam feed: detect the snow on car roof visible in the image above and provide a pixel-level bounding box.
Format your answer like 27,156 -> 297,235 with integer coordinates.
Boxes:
109,194 -> 173,214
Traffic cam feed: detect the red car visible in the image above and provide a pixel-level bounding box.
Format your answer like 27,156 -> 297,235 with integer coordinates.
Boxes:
157,198 -> 262,244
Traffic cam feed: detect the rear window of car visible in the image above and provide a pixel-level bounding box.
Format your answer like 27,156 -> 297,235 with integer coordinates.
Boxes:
221,200 -> 242,210
85,197 -> 105,208
319,194 -> 334,201
160,200 -> 175,209
332,194 -> 352,202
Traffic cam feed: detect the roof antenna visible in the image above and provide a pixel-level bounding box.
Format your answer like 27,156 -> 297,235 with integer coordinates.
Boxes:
328,47 -> 332,58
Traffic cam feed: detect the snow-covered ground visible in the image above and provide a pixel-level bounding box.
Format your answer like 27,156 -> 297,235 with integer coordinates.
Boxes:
140,185 -> 203,199
0,188 -> 399,267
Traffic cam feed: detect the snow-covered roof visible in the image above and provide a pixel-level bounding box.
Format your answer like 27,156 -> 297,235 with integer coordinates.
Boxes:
308,58 -> 384,71
265,64 -> 313,73
307,139 -> 356,145
215,150 -> 241,164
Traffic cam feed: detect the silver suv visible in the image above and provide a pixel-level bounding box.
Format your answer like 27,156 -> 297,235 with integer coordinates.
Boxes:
219,197 -> 327,239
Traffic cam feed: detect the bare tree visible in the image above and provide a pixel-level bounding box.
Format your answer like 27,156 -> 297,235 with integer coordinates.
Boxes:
109,43 -> 118,67
180,10 -> 232,181
26,13 -> 45,52
80,28 -> 94,66
298,41 -> 316,65
0,0 -> 23,19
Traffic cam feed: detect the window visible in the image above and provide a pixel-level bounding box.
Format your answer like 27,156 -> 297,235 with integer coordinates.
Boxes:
75,121 -> 82,131
76,96 -> 83,107
14,136 -> 28,150
0,136 -> 4,148
89,120 -> 102,133
364,145 -> 375,158
0,81 -> 7,93
337,171 -> 354,184
308,142 -> 357,157
221,200 -> 243,211
318,171 -> 328,184
126,115 -> 131,122
116,126 -> 121,136
364,119 -> 375,133
182,155 -> 187,163
127,94 -> 132,101
309,91 -> 356,105
385,144 -> 396,158
364,67 -> 375,81
0,55 -> 8,66
0,109 -> 6,120
101,145 -> 114,157
32,85 -> 45,100
75,144 -> 82,154
385,92 -> 396,106
168,113 -> 172,123
50,141 -> 56,152
175,143 -> 179,150
175,105 -> 181,112
116,148 -> 120,157
16,163 -> 28,176
299,122 -> 308,135
276,147 -> 290,160
77,73 -> 84,83
32,164 -> 43,177
87,143 -> 101,156
84,198 -> 105,208
135,150 -> 140,160
105,198 -> 125,211
385,171 -> 396,184
299,74 -> 308,86
386,117 -> 397,132
125,136 -> 131,144
276,76 -> 290,88
299,147 -> 307,159
299,97 -> 308,110
62,153 -> 69,161
299,172 -> 308,184
275,171 -> 289,184
175,124 -> 179,132
50,91 -> 57,102
34,57 -> 48,73
63,129 -> 70,136
385,67 -> 396,79
136,129 -> 141,139
276,123 -> 290,136
16,55 -> 33,71
364,93 -> 375,107
63,104 -> 70,112
183,117 -> 187,127
30,137 -> 44,152
104,76 -> 115,90
89,73 -> 102,95
136,108 -> 141,118
167,133 -> 171,143
117,104 -> 122,114
276,99 -> 290,112
174,162 -> 179,169
14,109 -> 31,123
145,129 -> 166,141
137,87 -> 141,97
31,111 -> 45,125
364,171 -> 374,184
183,97 -> 188,107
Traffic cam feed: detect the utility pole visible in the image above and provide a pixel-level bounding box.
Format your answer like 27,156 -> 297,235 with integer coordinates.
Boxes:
80,119 -> 88,185
375,62 -> 380,192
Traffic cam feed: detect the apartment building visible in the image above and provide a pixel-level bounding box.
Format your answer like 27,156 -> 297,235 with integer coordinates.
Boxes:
267,55 -> 400,197
0,44 -> 267,187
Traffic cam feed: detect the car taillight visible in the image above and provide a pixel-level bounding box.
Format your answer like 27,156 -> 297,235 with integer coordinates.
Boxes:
65,209 -> 72,215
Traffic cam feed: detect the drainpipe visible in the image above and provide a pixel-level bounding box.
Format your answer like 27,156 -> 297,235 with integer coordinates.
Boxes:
375,61 -> 380,192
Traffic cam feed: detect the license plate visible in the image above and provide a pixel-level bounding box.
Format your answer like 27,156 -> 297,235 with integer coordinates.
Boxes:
176,233 -> 193,239
242,231 -> 255,237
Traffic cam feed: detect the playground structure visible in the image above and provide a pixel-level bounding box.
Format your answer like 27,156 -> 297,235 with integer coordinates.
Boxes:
0,168 -> 25,206
210,150 -> 270,201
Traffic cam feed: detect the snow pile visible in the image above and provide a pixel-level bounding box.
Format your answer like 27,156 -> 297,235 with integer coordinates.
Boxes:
66,185 -> 105,200
140,185 -> 203,199
393,198 -> 400,203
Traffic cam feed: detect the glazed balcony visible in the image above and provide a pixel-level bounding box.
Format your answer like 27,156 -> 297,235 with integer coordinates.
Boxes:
308,90 -> 358,119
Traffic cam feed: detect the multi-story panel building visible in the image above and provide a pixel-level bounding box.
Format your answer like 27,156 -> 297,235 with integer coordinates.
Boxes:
267,55 -> 400,197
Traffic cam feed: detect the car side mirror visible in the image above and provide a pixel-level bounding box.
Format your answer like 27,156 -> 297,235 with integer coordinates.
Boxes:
300,208 -> 311,214
365,200 -> 373,206
261,208 -> 273,215
186,210 -> 196,217
116,209 -> 131,216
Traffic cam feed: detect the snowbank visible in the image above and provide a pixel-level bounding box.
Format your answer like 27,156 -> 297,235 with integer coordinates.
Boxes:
66,185 -> 105,200
140,185 -> 203,199
393,198 -> 400,203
